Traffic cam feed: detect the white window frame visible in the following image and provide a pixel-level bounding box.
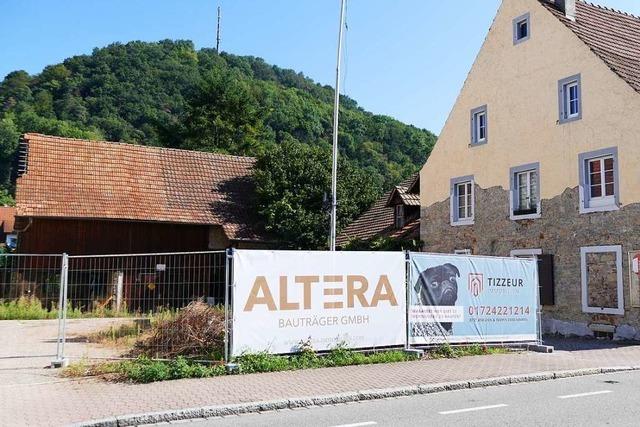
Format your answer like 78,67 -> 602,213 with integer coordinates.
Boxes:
450,175 -> 475,226
578,147 -> 619,214
558,74 -> 582,124
512,13 -> 531,45
509,162 -> 541,220
470,105 -> 488,146
586,156 -> 615,208
580,245 -> 624,315
628,251 -> 640,308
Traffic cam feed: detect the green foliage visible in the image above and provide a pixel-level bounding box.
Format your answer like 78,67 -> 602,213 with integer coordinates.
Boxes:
64,346 -> 418,383
0,188 -> 14,206
428,343 -> 509,359
253,138 -> 379,248
0,296 -> 156,320
0,40 -> 437,238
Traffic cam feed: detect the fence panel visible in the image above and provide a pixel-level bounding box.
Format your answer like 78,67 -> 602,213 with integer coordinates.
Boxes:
61,251 -> 227,361
0,254 -> 64,362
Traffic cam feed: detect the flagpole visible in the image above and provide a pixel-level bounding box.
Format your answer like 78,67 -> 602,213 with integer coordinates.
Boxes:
330,0 -> 346,251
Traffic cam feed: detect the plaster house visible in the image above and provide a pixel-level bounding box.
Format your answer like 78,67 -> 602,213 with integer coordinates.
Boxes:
419,0 -> 640,339
14,133 -> 269,255
337,174 -> 421,248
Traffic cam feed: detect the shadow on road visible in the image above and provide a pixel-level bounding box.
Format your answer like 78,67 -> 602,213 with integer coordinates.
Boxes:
543,335 -> 640,351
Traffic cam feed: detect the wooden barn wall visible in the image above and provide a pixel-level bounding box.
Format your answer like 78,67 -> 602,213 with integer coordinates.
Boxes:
17,218 -> 211,255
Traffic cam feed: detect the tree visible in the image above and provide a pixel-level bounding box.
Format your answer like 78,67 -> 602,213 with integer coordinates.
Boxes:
0,40 -> 437,227
180,68 -> 263,155
253,137 -> 379,249
0,115 -> 20,192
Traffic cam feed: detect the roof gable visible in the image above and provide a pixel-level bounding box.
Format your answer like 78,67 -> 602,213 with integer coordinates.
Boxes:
15,134 -> 264,241
337,174 -> 420,245
385,174 -> 421,207
540,0 -> 640,93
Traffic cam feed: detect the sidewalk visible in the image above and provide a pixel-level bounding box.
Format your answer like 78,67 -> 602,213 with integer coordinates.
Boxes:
2,338 -> 640,426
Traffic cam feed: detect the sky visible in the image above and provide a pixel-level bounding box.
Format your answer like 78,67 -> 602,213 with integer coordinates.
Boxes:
1,0 -> 639,134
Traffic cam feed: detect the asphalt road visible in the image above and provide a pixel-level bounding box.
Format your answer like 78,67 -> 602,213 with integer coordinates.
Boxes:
181,371 -> 640,427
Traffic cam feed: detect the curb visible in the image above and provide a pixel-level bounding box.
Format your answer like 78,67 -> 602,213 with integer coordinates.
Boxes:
75,366 -> 640,427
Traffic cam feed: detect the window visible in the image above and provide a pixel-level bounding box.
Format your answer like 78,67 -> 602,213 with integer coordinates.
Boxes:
450,176 -> 474,226
629,250 -> 640,308
470,105 -> 488,145
513,13 -> 530,44
580,245 -> 623,315
511,249 -> 554,306
394,205 -> 405,229
510,163 -> 540,220
578,147 -> 619,213
558,74 -> 582,123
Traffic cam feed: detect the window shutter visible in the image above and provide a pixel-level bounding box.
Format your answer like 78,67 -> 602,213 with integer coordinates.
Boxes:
537,254 -> 555,306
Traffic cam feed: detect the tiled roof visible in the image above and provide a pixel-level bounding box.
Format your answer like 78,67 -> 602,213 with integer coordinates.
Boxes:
337,174 -> 420,245
540,0 -> 640,93
0,207 -> 15,234
386,175 -> 420,207
15,133 -> 265,242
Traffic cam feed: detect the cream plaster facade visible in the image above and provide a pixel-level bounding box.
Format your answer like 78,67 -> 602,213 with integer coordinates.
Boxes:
420,0 -> 640,208
419,0 -> 640,338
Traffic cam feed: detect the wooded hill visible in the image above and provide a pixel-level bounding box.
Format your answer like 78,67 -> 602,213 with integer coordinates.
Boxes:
0,40 -> 436,248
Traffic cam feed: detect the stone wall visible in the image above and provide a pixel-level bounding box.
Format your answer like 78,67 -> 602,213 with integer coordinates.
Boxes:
420,184 -> 640,339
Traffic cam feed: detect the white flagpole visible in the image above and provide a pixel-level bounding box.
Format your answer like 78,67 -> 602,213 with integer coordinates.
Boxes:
330,0 -> 346,251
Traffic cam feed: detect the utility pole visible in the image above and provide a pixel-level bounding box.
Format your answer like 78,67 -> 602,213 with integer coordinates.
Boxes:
329,0 -> 346,251
216,5 -> 221,53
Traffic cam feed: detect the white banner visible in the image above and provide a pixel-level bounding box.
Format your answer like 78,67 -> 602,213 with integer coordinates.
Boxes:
232,250 -> 406,355
409,253 -> 539,345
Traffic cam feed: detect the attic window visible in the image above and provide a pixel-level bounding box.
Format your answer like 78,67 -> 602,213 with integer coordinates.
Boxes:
470,105 -> 488,146
513,13 -> 531,45
558,74 -> 582,124
394,205 -> 405,229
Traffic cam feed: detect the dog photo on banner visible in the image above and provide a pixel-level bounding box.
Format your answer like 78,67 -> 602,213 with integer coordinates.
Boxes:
409,253 -> 539,345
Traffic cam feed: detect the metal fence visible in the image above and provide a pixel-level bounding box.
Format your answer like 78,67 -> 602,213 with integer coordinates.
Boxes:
1,251 -> 229,364
0,254 -> 64,361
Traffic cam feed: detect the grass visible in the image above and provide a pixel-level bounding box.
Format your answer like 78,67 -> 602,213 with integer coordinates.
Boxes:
63,346 -> 418,383
427,343 -> 510,359
0,296 -> 174,320
86,322 -> 148,348
62,342 -> 510,384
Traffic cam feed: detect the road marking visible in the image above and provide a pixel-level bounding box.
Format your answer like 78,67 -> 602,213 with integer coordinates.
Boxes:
558,390 -> 612,399
439,404 -> 508,415
330,422 -> 377,427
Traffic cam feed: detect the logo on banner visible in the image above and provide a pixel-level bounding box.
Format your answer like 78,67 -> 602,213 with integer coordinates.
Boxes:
468,273 -> 484,297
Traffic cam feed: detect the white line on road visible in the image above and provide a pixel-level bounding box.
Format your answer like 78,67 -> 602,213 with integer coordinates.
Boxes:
329,422 -> 377,427
439,404 -> 508,415
557,390 -> 613,399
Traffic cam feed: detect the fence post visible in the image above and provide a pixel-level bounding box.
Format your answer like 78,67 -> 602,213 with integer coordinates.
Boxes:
224,248 -> 233,364
404,250 -> 411,351
52,253 -> 69,368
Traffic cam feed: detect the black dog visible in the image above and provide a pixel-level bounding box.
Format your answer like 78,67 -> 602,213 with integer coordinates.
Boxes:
415,263 -> 460,332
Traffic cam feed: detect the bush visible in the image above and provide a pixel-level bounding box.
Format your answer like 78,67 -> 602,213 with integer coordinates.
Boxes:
0,297 -> 58,320
131,301 -> 225,360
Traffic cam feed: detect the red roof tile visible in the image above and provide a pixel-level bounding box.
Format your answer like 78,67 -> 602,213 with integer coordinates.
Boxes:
15,133 -> 265,242
541,1 -> 640,93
